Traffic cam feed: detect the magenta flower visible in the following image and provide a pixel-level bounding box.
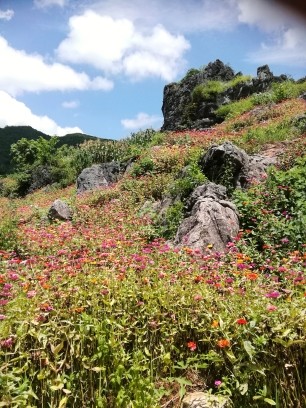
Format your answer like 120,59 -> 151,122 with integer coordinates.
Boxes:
265,291 -> 281,298
214,380 -> 222,387
0,314 -> 6,320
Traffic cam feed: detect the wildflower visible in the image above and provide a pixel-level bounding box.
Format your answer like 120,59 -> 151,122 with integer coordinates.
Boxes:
193,294 -> 203,301
27,290 -> 37,298
217,339 -> 230,348
211,320 -> 219,328
0,337 -> 14,349
187,341 -> 197,351
267,304 -> 278,312
265,291 -> 281,299
214,380 -> 222,387
236,318 -> 248,325
0,314 -> 6,320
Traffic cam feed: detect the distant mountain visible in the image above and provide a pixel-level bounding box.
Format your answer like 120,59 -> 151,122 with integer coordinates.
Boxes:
0,126 -> 111,175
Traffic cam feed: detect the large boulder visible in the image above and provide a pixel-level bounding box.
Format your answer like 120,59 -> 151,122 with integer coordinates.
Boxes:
77,162 -> 123,194
174,183 -> 239,252
199,142 -> 250,190
199,142 -> 276,190
48,199 -> 72,221
182,392 -> 232,408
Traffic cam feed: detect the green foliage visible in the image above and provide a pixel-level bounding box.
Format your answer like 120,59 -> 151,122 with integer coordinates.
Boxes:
216,97 -> 255,120
130,157 -> 155,177
271,81 -> 296,102
192,81 -> 226,102
239,120 -> 294,153
251,92 -> 275,106
228,75 -> 252,88
0,201 -> 19,251
233,156 -> 306,252
169,162 -> 206,200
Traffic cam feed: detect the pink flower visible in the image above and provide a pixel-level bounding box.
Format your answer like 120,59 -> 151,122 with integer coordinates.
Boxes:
267,304 -> 278,312
0,314 -> 6,320
27,290 -> 37,298
265,291 -> 281,298
214,380 -> 222,387
193,294 -> 203,301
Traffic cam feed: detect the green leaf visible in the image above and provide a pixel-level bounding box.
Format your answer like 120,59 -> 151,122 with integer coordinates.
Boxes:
264,398 -> 276,405
243,340 -> 255,361
58,397 -> 68,408
225,350 -> 237,363
51,341 -> 64,356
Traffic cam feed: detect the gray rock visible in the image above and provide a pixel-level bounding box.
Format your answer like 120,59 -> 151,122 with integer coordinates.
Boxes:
48,199 -> 72,221
248,154 -> 277,183
182,392 -> 232,408
76,162 -> 123,194
174,183 -> 239,252
199,142 -> 276,190
199,142 -> 250,189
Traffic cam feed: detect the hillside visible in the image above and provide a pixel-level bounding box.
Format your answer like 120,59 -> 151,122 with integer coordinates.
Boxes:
0,126 -> 109,175
0,74 -> 306,407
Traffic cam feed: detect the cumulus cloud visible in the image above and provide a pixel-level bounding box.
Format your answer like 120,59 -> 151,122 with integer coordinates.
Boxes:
56,10 -> 190,81
0,91 -> 82,136
121,112 -> 162,130
0,36 -> 113,96
34,0 -> 68,8
62,100 -> 80,109
0,9 -> 14,20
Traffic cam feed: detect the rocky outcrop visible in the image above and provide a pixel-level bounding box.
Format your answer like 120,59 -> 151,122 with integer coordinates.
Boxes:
199,142 -> 276,190
48,199 -> 72,221
27,165 -> 54,194
174,183 -> 239,252
161,60 -> 287,131
77,162 -> 124,194
182,392 -> 232,408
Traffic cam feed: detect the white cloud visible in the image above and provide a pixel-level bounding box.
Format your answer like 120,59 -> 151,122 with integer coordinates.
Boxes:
121,112 -> 162,130
62,100 -> 80,109
56,10 -> 190,81
34,0 -> 68,8
0,91 -> 82,136
91,0 -> 238,33
0,9 -> 14,20
0,36 -> 113,96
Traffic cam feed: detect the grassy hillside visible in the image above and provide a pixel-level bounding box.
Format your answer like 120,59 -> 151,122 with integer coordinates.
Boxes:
0,84 -> 306,407
0,126 -> 107,175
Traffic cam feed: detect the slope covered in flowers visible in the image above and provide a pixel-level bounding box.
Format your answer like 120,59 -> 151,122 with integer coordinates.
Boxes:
0,93 -> 306,407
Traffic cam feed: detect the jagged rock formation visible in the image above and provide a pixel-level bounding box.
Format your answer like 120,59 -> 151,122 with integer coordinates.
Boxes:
181,391 -> 233,408
48,199 -> 72,221
173,183 -> 239,252
77,162 -> 124,194
161,60 -> 286,131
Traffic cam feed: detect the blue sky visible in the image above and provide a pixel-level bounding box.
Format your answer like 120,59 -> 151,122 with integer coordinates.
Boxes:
0,0 -> 305,140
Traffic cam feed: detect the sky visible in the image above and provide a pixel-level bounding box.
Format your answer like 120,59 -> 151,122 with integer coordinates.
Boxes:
0,0 -> 305,140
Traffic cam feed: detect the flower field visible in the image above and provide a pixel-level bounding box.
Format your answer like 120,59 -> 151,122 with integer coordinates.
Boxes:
0,94 -> 306,407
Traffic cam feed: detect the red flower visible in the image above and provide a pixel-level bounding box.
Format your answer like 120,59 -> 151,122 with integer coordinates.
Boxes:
236,318 -> 247,325
187,341 -> 197,351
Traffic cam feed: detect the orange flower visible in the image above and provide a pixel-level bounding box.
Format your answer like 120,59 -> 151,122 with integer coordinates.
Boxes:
245,272 -> 258,280
211,320 -> 219,328
217,339 -> 230,348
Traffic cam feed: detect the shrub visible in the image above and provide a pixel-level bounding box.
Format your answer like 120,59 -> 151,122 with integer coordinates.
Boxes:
228,75 -> 252,88
216,97 -> 255,120
192,81 -> 226,102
